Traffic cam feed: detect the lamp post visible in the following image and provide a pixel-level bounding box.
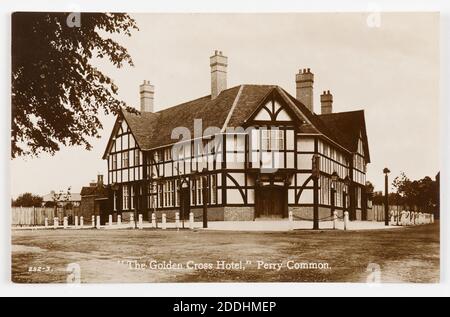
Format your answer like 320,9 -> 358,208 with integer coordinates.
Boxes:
149,172 -> 160,224
312,154 -> 320,230
180,180 -> 189,229
383,168 -> 390,226
330,171 -> 339,217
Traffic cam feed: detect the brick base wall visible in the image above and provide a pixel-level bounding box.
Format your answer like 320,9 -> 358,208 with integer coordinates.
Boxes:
224,207 -> 254,221
289,206 -> 343,220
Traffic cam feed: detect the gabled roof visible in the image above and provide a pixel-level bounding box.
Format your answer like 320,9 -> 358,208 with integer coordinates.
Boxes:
80,185 -> 109,198
120,85 -> 274,151
318,110 -> 371,162
105,85 -> 369,161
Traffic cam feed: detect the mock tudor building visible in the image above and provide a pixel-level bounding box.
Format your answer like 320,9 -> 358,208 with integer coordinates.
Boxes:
102,51 -> 370,222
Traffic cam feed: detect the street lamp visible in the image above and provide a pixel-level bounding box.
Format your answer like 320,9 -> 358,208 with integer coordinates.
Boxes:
330,171 -> 339,217
383,168 -> 390,226
180,180 -> 189,229
149,172 -> 160,224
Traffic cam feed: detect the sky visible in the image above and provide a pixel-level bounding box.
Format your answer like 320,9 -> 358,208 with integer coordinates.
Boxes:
10,12 -> 440,197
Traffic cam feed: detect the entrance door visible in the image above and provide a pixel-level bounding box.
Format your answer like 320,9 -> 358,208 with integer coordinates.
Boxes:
256,186 -> 285,218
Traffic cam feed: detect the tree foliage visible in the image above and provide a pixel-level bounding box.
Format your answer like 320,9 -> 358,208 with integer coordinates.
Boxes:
12,193 -> 43,207
392,172 -> 439,212
12,12 -> 138,157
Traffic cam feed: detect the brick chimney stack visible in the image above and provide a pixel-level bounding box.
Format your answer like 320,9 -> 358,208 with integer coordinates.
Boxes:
97,174 -> 104,186
320,90 -> 333,114
295,68 -> 314,112
139,80 -> 154,112
210,50 -> 228,99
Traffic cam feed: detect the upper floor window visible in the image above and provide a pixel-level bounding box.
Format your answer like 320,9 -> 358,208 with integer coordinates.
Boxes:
357,138 -> 364,156
153,150 -> 163,163
112,154 -> 117,170
134,150 -> 140,166
261,129 -> 284,151
164,148 -> 172,161
122,151 -> 129,168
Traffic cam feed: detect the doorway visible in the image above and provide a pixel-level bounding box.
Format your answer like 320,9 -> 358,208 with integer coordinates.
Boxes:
255,186 -> 286,218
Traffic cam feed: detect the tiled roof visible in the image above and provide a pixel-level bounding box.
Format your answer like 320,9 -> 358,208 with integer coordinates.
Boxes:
318,110 -> 370,162
122,85 -> 270,150
80,186 -> 109,198
113,85 -> 368,159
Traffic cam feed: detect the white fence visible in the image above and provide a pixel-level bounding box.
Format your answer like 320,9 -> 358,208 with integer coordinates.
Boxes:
388,210 -> 434,226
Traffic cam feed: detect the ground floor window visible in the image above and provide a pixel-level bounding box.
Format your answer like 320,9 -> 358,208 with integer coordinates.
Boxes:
163,180 -> 174,207
174,179 -> 180,207
196,178 -> 203,205
122,185 -> 129,210
158,184 -> 163,208
320,176 -> 330,205
130,186 -> 135,210
146,185 -> 154,210
210,174 -> 217,204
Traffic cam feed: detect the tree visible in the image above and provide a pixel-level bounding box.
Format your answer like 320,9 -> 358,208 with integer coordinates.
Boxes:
52,187 -> 72,217
12,12 -> 138,158
372,191 -> 403,206
392,172 -> 438,212
12,193 -> 43,207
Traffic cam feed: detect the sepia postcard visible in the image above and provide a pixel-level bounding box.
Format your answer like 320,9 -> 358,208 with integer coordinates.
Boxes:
10,12 -> 440,284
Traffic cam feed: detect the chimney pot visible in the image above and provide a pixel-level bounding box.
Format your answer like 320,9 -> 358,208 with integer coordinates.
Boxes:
139,80 -> 154,112
210,50 -> 228,99
97,174 -> 104,186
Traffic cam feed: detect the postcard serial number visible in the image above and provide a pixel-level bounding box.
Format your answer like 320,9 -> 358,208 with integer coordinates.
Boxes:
28,266 -> 52,273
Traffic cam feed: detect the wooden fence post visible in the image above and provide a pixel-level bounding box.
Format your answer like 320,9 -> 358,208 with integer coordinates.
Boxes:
175,212 -> 180,229
152,213 -> 157,229
344,211 -> 349,231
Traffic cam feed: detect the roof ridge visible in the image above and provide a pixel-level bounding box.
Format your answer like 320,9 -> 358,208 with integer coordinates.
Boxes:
319,109 -> 364,116
221,85 -> 245,132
